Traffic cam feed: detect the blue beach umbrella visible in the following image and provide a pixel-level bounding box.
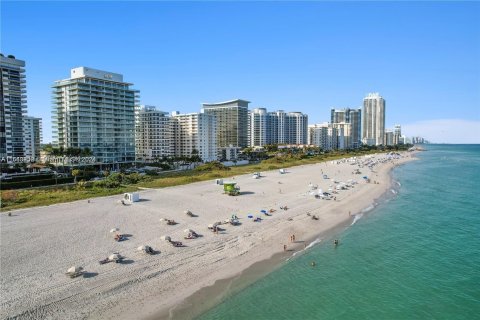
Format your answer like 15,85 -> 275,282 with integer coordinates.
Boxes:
260,210 -> 267,213
363,176 -> 368,179
247,214 -> 253,218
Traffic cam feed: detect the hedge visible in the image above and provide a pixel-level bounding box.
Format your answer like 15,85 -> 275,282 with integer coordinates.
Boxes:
1,177 -> 74,190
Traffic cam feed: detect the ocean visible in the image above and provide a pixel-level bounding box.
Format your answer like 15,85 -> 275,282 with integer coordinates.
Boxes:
198,145 -> 480,320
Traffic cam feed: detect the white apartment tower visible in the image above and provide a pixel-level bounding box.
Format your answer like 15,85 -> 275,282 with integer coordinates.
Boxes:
135,105 -> 173,162
362,93 -> 385,146
285,112 -> 308,145
23,116 -> 42,158
248,109 -> 308,147
202,99 -> 249,150
1,54 -> 27,160
394,124 -> 402,145
331,108 -> 361,148
332,122 -> 351,150
308,123 -> 338,151
171,112 -> 217,162
268,110 -> 287,144
249,108 -> 268,147
52,67 -> 138,165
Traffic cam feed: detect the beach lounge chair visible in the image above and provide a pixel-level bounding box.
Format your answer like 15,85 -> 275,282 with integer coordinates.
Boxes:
65,266 -> 84,278
167,219 -> 176,225
170,240 -> 183,247
184,233 -> 196,239
114,234 -> 126,242
137,245 -> 154,254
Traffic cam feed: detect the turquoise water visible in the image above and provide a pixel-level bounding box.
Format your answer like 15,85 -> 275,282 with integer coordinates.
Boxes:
199,145 -> 480,320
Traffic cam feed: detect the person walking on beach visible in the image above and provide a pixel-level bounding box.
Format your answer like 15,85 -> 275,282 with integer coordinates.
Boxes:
284,244 -> 287,251
292,234 -> 296,242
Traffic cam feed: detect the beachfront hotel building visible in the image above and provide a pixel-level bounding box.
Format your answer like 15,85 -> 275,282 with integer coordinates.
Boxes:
308,123 -> 338,151
248,109 -> 308,147
285,112 -> 308,145
331,108 -> 361,148
394,124 -> 402,145
248,108 -> 268,147
135,105 -> 173,162
23,116 -> 42,158
202,99 -> 249,159
171,111 -> 217,162
52,67 -> 138,166
1,54 -> 27,161
332,122 -> 351,150
362,92 -> 385,146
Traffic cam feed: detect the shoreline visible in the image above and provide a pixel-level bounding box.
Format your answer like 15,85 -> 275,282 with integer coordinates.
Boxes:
155,156 -> 413,320
0,152 -> 416,320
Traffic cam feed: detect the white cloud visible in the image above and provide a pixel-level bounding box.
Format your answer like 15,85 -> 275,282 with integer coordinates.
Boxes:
402,119 -> 480,144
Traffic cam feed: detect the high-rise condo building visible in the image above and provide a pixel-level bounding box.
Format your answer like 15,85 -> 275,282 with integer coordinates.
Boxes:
135,105 -> 173,162
1,54 -> 27,160
248,108 -> 268,147
331,108 -> 361,148
332,122 -> 351,150
384,129 -> 394,146
23,116 -> 42,158
308,123 -> 338,151
202,99 -> 249,158
394,124 -> 402,145
267,110 -> 286,144
248,109 -> 308,147
285,112 -> 308,145
171,111 -> 217,162
362,92 -> 385,146
52,67 -> 138,165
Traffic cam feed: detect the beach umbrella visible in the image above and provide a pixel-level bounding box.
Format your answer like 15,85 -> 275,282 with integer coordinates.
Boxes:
159,218 -> 165,222
184,210 -> 192,214
363,176 -> 368,179
110,228 -> 119,233
67,266 -> 83,273
137,245 -> 147,251
109,253 -> 122,261
184,229 -> 193,233
161,235 -> 171,241
260,210 -> 267,213
247,214 -> 253,218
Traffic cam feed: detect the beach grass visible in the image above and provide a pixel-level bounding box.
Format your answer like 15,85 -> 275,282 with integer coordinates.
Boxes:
1,150 -> 378,211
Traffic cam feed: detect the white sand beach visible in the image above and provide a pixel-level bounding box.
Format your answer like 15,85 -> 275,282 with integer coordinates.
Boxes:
0,153 -> 414,320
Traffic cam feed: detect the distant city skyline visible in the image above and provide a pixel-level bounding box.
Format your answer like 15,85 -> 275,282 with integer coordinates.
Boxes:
2,1 -> 479,144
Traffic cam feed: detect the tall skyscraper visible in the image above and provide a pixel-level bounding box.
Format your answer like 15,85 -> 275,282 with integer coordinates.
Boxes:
267,110 -> 286,144
202,99 -> 249,150
135,105 -> 173,162
362,93 -> 385,146
52,67 -> 138,165
248,109 -> 308,147
394,124 -> 402,145
331,108 -> 361,148
23,116 -> 42,158
1,54 -> 27,160
171,112 -> 217,162
249,108 -> 268,147
285,112 -> 308,145
308,123 -> 338,151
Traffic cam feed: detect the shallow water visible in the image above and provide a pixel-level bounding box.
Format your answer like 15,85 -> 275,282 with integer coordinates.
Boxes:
199,145 -> 480,320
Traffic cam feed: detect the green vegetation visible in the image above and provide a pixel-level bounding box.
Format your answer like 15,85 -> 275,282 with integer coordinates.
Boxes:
1,146 -> 411,212
1,185 -> 137,211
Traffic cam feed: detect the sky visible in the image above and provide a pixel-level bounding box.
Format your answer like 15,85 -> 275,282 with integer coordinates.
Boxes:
2,1 -> 479,143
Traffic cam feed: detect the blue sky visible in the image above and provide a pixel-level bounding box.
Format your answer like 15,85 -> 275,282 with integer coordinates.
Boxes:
2,1 -> 479,143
